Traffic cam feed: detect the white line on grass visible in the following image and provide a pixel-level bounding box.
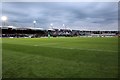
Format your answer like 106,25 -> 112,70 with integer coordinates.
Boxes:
34,45 -> 39,46
33,43 -> 58,46
54,47 -> 118,53
33,45 -> 117,53
55,47 -> 118,52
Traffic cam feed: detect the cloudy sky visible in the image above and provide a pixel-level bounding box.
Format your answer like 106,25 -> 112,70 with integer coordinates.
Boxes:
1,2 -> 118,30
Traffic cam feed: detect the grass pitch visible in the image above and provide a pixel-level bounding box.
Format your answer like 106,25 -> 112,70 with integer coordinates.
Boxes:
2,37 -> 118,78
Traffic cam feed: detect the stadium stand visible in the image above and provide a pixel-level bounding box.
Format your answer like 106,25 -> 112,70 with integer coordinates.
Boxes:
0,26 -> 119,38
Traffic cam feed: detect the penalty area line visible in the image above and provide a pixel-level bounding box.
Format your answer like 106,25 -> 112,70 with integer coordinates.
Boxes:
49,46 -> 118,53
33,45 -> 117,53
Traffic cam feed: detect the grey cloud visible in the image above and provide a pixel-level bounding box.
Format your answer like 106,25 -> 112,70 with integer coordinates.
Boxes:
1,2 -> 118,30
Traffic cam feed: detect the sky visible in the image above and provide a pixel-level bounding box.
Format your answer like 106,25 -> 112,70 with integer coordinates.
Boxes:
1,2 -> 118,30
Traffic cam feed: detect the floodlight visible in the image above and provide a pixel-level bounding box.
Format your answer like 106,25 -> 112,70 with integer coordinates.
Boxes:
63,24 -> 65,26
33,20 -> 36,23
1,16 -> 7,21
50,23 -> 53,26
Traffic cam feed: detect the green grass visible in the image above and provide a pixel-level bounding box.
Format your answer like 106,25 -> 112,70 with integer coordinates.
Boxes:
2,37 -> 118,78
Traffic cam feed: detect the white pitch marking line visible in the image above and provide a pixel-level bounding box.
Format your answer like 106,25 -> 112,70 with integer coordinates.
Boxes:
33,43 -> 58,46
51,46 -> 118,53
34,45 -> 38,46
33,45 -> 117,52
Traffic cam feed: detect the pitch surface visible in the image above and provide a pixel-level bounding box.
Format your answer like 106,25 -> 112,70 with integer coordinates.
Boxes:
2,37 -> 118,78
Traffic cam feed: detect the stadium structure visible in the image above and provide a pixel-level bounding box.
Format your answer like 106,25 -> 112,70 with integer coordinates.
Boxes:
0,25 -> 120,38
0,15 -> 119,38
